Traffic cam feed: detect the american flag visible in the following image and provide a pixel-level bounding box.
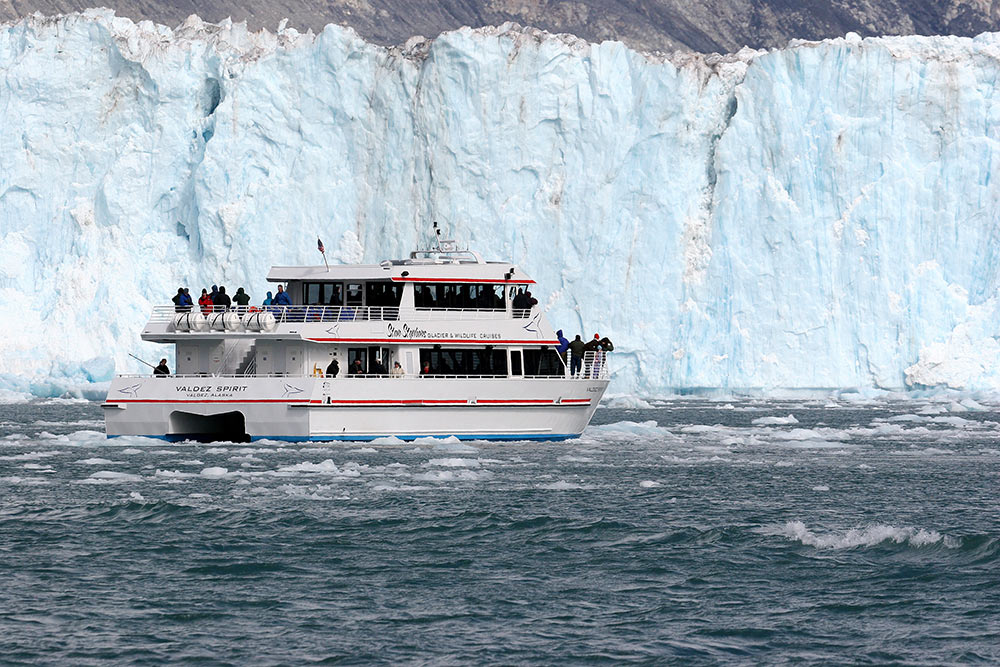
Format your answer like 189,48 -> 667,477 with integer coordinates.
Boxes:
317,238 -> 325,254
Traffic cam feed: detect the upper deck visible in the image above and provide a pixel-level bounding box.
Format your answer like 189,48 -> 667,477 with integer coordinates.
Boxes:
144,244 -> 558,346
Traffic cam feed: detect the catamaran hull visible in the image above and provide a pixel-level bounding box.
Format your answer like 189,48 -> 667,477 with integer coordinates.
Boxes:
103,376 -> 608,441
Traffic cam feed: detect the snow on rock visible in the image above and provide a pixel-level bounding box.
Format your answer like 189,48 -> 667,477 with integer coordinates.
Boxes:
2,11 -> 1000,395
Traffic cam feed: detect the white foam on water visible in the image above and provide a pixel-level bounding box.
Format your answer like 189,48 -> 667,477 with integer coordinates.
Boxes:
763,521 -> 959,549
129,492 -> 145,501
770,428 -> 850,441
424,458 -> 481,468
370,482 -> 432,491
79,470 -> 143,484
890,447 -> 953,456
557,455 -> 596,463
752,414 -> 800,425
601,394 -> 655,409
350,447 -> 377,453
639,480 -> 662,488
276,460 -> 367,476
536,480 -> 594,490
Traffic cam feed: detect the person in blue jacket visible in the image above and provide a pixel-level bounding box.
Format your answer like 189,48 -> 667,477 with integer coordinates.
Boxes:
273,285 -> 292,306
262,291 -> 273,306
556,329 -> 569,360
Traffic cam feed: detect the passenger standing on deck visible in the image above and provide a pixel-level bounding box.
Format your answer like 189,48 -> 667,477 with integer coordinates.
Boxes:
556,329 -> 569,360
181,288 -> 193,310
421,362 -> 432,375
199,289 -> 213,315
262,291 -> 273,306
233,287 -> 250,312
209,285 -> 219,304
326,356 -> 339,378
391,362 -> 405,377
524,291 -> 538,308
349,359 -> 364,375
214,286 -> 232,309
172,288 -> 186,312
153,359 -> 170,376
583,334 -> 602,377
568,335 -> 586,377
273,285 -> 292,306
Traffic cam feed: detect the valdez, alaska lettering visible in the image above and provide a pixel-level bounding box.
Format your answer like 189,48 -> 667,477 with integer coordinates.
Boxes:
176,385 -> 249,398
386,323 -> 500,340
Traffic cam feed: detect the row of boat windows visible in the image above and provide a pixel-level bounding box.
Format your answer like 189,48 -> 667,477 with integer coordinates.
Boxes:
341,347 -> 565,376
302,281 -> 517,310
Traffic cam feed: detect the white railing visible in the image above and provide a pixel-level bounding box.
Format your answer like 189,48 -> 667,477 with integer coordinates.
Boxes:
151,305 -> 531,324
568,351 -> 610,380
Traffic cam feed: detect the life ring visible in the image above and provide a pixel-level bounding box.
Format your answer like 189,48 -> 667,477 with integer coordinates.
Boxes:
248,306 -> 261,313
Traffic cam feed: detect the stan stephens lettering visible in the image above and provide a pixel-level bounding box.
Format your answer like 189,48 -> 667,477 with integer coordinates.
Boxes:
386,323 -> 500,340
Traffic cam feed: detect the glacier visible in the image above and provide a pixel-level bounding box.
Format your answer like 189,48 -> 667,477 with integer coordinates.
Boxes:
1,10 -> 1000,397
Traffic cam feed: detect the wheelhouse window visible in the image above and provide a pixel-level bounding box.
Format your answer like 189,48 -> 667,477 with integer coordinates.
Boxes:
414,283 -> 505,310
303,282 -> 344,306
419,348 -> 508,376
523,348 -> 565,376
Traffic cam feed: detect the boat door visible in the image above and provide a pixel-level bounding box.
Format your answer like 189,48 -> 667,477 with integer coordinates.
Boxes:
368,346 -> 389,374
285,344 -> 303,375
510,349 -> 523,377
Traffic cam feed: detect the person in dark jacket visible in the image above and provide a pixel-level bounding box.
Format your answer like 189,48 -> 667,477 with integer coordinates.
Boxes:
349,359 -> 364,375
512,289 -> 526,310
583,334 -> 603,378
172,287 -> 186,312
181,288 -> 193,310
214,286 -> 232,309
209,285 -> 219,303
524,291 -> 538,308
153,359 -> 170,376
233,287 -> 250,308
326,357 -> 339,377
568,335 -> 586,377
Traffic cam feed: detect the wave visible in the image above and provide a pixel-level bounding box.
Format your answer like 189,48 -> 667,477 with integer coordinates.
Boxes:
762,521 -> 960,549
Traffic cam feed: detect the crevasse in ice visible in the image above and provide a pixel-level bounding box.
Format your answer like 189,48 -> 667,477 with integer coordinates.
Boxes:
1,11 -> 999,396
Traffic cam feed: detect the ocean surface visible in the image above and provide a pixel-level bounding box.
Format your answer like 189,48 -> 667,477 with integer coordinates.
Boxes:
1,397 -> 998,664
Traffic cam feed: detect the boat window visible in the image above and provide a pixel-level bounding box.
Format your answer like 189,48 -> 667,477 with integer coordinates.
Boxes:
414,283 -> 505,310
510,351 -> 522,376
303,282 -> 344,306
347,348 -> 367,374
366,282 -> 403,307
523,349 -> 565,376
418,348 -> 508,376
346,284 -> 363,306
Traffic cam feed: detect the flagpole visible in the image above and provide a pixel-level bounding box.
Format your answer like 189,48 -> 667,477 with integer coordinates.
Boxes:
318,237 -> 330,271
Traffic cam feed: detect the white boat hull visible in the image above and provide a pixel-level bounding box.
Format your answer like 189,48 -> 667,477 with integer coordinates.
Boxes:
103,376 -> 608,441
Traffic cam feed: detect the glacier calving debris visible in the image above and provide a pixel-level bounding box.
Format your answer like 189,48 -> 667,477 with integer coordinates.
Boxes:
1,10 -> 999,397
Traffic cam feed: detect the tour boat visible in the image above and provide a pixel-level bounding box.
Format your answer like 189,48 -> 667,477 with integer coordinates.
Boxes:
103,241 -> 611,442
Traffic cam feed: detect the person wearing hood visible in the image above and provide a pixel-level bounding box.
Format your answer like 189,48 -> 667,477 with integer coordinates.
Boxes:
214,286 -> 232,309
209,285 -> 219,303
153,359 -> 170,376
556,329 -> 569,359
262,291 -> 273,306
233,287 -> 250,309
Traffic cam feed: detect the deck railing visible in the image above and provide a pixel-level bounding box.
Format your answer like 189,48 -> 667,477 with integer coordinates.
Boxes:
153,305 -> 532,324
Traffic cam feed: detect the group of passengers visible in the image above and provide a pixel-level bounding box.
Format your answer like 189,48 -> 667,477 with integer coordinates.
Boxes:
323,356 -> 405,378
511,289 -> 538,313
556,329 -> 614,377
172,284 -> 293,314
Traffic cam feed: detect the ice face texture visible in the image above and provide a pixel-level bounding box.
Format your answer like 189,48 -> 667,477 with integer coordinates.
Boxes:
1,12 -> 999,396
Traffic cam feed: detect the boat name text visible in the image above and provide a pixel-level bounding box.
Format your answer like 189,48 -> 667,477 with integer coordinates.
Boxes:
386,323 -> 501,340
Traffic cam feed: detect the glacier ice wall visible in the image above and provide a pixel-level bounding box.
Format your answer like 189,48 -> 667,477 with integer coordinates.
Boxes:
1,11 -> 999,396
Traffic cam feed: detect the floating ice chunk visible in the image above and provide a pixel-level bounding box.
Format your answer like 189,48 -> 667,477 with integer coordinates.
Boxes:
84,470 -> 143,483
425,458 -> 481,468
639,480 -> 662,488
0,451 -> 62,461
75,458 -> 121,465
200,467 -> 229,478
412,469 -> 492,482
537,480 -> 593,490
752,414 -> 799,425
811,485 -> 830,491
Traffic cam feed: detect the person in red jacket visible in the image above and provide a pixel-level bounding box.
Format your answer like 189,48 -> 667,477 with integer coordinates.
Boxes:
198,288 -> 214,315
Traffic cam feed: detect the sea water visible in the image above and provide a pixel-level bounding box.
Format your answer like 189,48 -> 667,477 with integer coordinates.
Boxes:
1,398 -> 998,663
